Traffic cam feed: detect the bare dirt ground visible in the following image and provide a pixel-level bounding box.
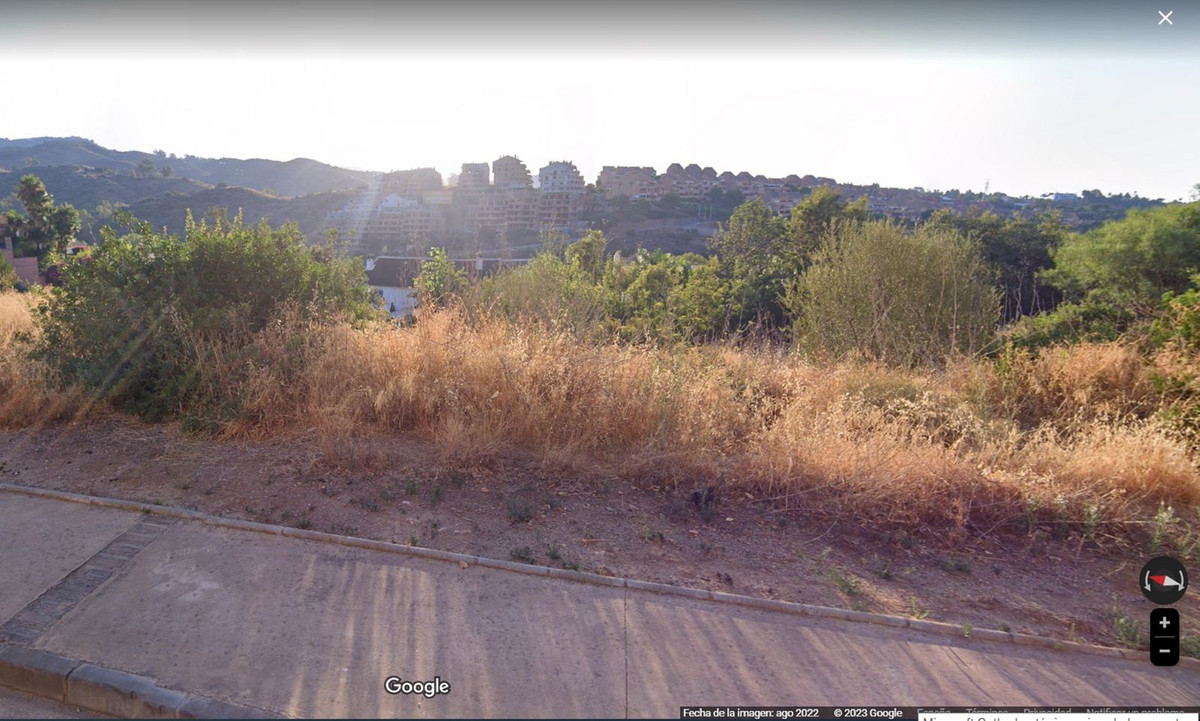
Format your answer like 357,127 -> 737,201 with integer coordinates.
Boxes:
2,412 -> 1196,655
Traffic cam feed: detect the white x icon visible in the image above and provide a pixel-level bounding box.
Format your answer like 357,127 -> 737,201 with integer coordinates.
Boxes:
1159,10 -> 1173,24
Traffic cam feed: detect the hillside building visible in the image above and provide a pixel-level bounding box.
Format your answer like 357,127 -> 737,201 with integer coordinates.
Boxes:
597,166 -> 658,199
492,156 -> 532,190
537,161 -> 585,194
458,163 -> 490,192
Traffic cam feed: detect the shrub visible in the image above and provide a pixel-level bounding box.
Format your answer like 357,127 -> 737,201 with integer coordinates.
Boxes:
413,247 -> 466,308
33,212 -> 377,421
788,220 -> 1000,365
1005,293 -> 1142,349
0,253 -> 17,290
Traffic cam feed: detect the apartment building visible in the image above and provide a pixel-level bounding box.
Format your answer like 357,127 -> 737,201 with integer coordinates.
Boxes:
458,163 -> 490,192
597,166 -> 658,199
493,156 -> 533,190
537,161 -> 585,194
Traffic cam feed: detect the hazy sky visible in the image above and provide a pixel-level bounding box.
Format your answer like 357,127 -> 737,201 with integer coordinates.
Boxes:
2,0 -> 1198,200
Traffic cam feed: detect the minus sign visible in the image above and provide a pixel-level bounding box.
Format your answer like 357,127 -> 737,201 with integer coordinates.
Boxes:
1158,649 -> 1172,653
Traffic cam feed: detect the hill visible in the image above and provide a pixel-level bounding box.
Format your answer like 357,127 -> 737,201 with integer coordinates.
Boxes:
126,186 -> 359,240
0,137 -> 374,197
0,165 -> 210,210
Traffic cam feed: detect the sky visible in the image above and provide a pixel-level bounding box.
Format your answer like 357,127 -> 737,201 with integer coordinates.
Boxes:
2,0 -> 1198,200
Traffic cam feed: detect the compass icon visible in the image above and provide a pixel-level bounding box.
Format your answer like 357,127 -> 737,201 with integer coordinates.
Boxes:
1140,556 -> 1188,605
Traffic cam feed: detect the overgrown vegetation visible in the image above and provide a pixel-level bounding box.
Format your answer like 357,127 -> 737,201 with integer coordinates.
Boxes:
25,209 -> 376,425
3,175 -> 1200,548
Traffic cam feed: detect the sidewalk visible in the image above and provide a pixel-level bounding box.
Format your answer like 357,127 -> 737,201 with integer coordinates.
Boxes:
1,484 -> 1197,718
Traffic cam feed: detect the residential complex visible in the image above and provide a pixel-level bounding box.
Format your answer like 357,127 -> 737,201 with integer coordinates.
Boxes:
326,157 -> 592,255
323,155 -> 1134,256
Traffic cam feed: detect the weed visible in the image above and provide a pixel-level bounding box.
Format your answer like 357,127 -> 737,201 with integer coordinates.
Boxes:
640,526 -> 666,543
939,556 -> 972,573
546,545 -> 562,561
1081,503 -> 1102,543
999,623 -> 1012,633
1150,502 -> 1178,552
404,479 -> 418,495
175,480 -> 194,491
447,469 -> 470,488
510,546 -> 535,563
874,564 -> 894,581
330,523 -> 357,536
961,623 -> 973,638
691,486 -> 718,521
828,569 -> 860,597
505,496 -> 533,524
1182,636 -> 1200,659
561,560 -> 581,571
295,516 -> 313,530
430,484 -> 444,507
350,496 -> 381,512
1111,613 -> 1143,647
908,596 -> 929,620
408,535 -> 419,546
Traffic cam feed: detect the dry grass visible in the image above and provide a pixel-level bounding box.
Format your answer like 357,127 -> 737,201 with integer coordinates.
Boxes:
212,309 -> 1199,538
4,293 -> 1199,541
0,292 -> 90,428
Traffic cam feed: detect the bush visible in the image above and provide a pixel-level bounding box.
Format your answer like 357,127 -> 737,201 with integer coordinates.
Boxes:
1005,293 -> 1142,349
413,247 -> 466,308
0,253 -> 16,290
788,220 -> 999,365
33,212 -> 377,421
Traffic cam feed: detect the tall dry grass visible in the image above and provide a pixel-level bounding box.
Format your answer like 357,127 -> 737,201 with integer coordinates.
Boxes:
0,292 -> 89,427
200,309 -> 1200,538
4,292 -> 1198,540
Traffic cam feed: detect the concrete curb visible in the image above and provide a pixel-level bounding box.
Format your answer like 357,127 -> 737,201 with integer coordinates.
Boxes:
0,644 -> 282,718
3,482 -> 1197,674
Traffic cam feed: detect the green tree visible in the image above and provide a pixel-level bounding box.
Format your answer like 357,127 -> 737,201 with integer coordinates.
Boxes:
1044,202 -> 1200,304
925,209 -> 1066,320
786,186 -> 869,251
565,230 -> 607,281
1008,201 -> 1200,347
788,219 -> 999,365
10,175 -> 79,258
413,247 -> 467,308
668,256 -> 728,340
710,198 -> 788,329
134,159 -> 157,178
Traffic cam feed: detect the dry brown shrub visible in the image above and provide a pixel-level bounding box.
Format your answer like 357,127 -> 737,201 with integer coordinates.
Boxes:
1015,421 -> 1200,507
984,342 -> 1159,428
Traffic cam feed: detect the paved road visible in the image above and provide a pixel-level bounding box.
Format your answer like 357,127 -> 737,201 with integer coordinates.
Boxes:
1,488 -> 1198,718
0,685 -> 100,718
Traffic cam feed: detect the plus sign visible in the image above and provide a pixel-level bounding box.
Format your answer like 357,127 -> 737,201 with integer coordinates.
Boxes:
1160,616 -> 1172,629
